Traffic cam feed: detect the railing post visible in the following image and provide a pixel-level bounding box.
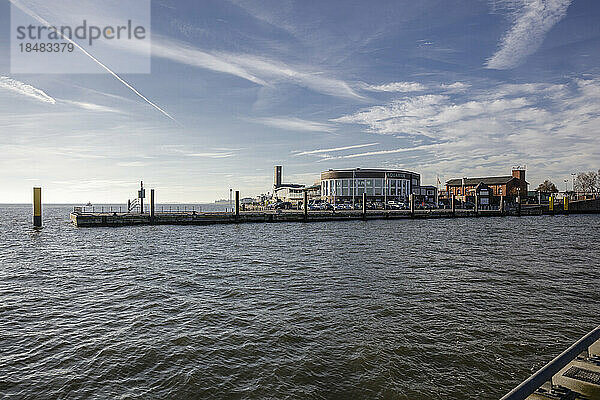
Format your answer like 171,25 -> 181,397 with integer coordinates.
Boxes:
33,187 -> 42,227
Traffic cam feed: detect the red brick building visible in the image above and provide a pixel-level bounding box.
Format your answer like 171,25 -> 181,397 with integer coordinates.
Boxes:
445,168 -> 528,202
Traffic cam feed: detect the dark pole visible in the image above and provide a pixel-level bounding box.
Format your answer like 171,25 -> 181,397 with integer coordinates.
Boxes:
500,195 -> 504,215
150,189 -> 155,224
517,189 -> 522,217
451,194 -> 455,216
475,192 -> 479,216
235,190 -> 240,220
303,190 -> 308,221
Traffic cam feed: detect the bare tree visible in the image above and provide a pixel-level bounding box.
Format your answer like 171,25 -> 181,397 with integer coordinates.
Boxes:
536,180 -> 558,193
574,171 -> 598,194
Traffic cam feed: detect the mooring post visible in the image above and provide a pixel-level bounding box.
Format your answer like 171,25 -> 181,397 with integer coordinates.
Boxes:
150,189 -> 155,224
475,193 -> 479,216
33,187 -> 42,227
139,181 -> 145,214
500,195 -> 504,216
410,193 -> 415,217
362,192 -> 367,220
517,194 -> 522,217
303,190 -> 308,221
235,190 -> 240,220
564,196 -> 569,215
451,194 -> 455,216
549,195 -> 554,215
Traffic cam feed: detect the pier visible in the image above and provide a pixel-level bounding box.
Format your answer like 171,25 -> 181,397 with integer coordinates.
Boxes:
70,207 -> 548,228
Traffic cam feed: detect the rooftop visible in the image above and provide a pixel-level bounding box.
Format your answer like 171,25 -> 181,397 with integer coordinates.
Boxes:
446,176 -> 517,186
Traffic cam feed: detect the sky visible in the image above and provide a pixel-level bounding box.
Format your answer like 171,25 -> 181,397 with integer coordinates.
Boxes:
1,0 -> 599,203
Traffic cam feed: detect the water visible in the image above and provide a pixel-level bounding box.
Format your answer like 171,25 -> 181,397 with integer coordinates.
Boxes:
1,205 -> 599,399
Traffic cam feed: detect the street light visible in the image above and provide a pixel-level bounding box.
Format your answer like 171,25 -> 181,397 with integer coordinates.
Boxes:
571,173 -> 576,194
564,179 -> 568,193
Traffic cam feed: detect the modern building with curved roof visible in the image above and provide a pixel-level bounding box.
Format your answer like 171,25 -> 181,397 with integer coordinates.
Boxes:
320,168 -> 421,203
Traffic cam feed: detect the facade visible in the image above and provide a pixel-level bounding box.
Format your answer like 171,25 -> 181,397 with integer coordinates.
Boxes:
272,166 -> 321,205
320,168 -> 420,203
414,185 -> 438,202
445,168 -> 529,203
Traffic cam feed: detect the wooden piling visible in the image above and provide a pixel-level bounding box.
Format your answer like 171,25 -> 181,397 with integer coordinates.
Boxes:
235,190 -> 240,220
303,190 -> 308,221
150,189 -> 155,224
451,194 -> 455,216
33,187 -> 42,227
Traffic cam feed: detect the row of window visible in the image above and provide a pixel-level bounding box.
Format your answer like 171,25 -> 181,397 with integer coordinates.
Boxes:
322,179 -> 411,197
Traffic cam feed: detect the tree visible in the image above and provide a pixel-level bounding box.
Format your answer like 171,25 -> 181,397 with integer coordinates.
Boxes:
574,171 -> 598,194
536,180 -> 558,193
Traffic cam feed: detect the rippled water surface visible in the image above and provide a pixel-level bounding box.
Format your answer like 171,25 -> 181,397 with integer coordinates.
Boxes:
1,205 -> 599,399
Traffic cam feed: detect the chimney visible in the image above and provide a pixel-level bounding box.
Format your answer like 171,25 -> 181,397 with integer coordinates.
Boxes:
512,167 -> 525,182
274,165 -> 282,188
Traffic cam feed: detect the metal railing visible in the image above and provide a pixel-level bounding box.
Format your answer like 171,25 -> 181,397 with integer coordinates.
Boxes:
500,325 -> 600,400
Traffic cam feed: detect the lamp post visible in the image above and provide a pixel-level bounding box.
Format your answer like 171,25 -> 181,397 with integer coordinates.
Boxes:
564,179 -> 568,193
229,188 -> 232,212
571,173 -> 576,196
352,169 -> 355,209
384,172 -> 387,210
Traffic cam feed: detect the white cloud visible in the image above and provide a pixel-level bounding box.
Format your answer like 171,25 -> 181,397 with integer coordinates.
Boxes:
60,100 -> 124,114
321,144 -> 441,160
361,81 -> 470,93
331,78 -> 600,183
0,76 -> 56,104
186,152 -> 235,158
486,0 -> 573,69
249,116 -> 336,132
150,36 -> 362,99
294,142 -> 379,156
363,82 -> 427,92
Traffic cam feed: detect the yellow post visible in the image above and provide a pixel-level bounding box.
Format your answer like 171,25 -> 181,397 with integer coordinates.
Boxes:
564,196 -> 569,211
33,187 -> 42,227
549,195 -> 554,212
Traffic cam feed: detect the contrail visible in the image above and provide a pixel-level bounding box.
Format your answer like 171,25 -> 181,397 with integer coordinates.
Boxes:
0,76 -> 56,104
8,0 -> 180,125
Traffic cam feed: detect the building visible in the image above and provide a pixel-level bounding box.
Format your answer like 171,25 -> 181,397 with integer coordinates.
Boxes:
320,168 -> 421,203
445,167 -> 529,203
414,185 -> 438,203
272,166 -> 321,205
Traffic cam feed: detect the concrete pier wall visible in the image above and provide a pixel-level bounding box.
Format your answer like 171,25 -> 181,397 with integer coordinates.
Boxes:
69,208 -> 550,228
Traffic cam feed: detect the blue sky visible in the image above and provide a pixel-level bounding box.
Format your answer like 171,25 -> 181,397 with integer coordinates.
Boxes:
1,0 -> 599,202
